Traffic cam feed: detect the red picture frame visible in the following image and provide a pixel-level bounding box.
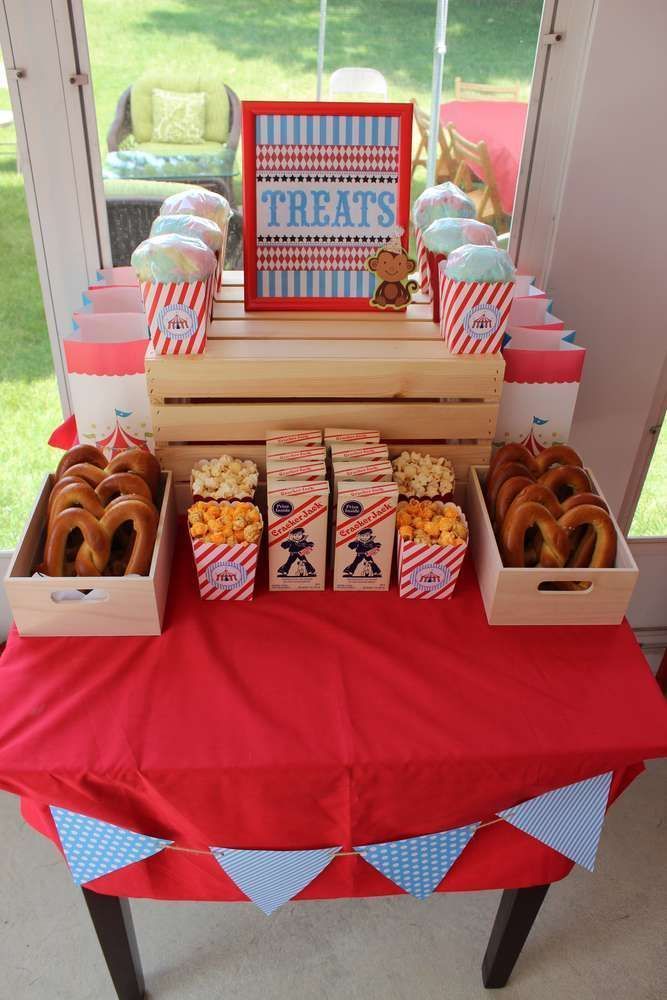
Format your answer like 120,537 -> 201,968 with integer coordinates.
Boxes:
242,101 -> 413,312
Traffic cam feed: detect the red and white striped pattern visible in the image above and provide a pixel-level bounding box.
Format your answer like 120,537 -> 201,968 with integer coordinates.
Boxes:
191,537 -> 259,601
414,226 -> 431,300
397,535 -> 467,599
140,276 -> 212,355
440,274 -> 514,355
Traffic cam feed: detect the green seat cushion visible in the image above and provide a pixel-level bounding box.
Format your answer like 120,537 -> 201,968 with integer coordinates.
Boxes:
134,140 -> 224,155
131,71 -> 229,144
104,178 -> 204,201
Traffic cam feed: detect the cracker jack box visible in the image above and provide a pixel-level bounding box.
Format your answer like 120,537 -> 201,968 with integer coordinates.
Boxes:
266,459 -> 327,482
267,481 -> 329,591
266,444 -> 327,462
396,508 -> 468,600
333,459 -> 393,483
189,504 -> 263,602
324,428 -> 381,445
266,429 -> 322,446
330,442 -> 389,462
334,482 -> 398,591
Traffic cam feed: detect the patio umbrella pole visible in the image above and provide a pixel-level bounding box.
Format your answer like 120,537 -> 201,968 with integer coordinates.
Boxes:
427,0 -> 449,186
316,0 -> 327,100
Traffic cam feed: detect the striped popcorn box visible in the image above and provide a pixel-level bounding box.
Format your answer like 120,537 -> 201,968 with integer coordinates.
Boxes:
414,226 -> 432,301
190,535 -> 260,601
397,530 -> 468,599
440,267 -> 515,355
140,275 -> 213,356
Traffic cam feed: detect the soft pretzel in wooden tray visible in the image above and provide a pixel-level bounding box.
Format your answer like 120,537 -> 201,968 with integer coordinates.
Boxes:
42,446 -> 162,578
488,442 -> 617,570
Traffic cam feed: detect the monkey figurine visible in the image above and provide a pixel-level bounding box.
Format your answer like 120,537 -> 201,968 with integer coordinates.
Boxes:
366,234 -> 418,311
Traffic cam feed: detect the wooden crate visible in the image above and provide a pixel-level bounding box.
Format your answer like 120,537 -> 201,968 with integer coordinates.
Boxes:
467,466 -> 639,625
4,472 -> 176,637
147,274 -> 504,512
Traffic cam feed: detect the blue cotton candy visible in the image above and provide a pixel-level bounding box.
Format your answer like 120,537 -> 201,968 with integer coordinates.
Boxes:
413,182 -> 475,229
422,217 -> 497,254
131,234 -> 217,283
444,244 -> 516,283
151,213 -> 223,253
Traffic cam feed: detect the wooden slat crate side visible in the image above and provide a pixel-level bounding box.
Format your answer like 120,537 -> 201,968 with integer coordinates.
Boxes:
146,345 -> 504,402
213,300 -> 435,323
152,401 -> 499,444
206,318 -> 441,341
158,442 -> 492,482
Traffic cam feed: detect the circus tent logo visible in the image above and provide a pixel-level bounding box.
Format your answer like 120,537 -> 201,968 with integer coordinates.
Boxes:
96,409 -> 151,457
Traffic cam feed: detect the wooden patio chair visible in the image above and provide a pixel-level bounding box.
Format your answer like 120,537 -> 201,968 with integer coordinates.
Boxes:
454,78 -> 521,101
447,123 -> 506,231
410,98 -> 457,183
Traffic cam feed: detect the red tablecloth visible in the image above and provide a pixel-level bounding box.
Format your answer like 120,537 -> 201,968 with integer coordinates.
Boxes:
0,527 -> 665,903
440,100 -> 528,215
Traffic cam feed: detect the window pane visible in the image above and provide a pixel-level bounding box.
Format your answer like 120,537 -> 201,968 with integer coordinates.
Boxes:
0,60 -> 61,549
629,420 -> 667,538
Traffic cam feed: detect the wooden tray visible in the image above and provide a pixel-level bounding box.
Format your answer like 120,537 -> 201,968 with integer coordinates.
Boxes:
467,466 -> 639,625
4,472 -> 176,637
147,274 -> 505,513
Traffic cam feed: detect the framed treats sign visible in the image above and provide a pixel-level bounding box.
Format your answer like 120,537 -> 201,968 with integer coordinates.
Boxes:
242,101 -> 413,311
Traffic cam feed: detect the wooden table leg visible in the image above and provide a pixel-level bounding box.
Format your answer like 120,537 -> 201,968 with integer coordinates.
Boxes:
482,884 -> 549,988
81,888 -> 145,1000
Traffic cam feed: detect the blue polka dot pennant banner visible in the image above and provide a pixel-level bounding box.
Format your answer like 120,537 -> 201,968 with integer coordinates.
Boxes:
355,823 -> 480,899
50,806 -> 173,886
209,846 -> 341,915
497,771 -> 613,872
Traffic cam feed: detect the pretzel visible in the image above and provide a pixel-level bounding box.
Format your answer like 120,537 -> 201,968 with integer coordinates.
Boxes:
488,443 -> 539,479
501,501 -> 571,568
99,498 -> 159,575
538,464 -> 591,500
95,472 -> 152,506
533,444 -> 582,475
44,499 -> 158,577
45,508 -> 111,577
560,495 -> 611,567
47,475 -> 89,516
48,481 -> 105,523
107,449 -> 161,500
55,445 -> 107,480
502,483 -> 562,565
559,504 -> 616,568
55,446 -> 161,500
493,475 -> 534,530
486,462 -> 536,516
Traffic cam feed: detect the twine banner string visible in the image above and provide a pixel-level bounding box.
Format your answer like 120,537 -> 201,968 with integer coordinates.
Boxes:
163,817 -> 503,857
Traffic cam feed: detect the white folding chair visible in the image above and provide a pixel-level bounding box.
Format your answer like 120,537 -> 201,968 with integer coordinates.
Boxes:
328,67 -> 388,102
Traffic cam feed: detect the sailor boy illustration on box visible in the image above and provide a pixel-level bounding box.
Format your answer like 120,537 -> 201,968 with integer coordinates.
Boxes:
278,527 -> 317,577
344,528 -> 382,578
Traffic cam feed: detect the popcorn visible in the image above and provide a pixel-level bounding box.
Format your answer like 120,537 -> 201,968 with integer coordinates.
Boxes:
188,500 -> 263,545
396,499 -> 468,548
190,455 -> 259,500
392,451 -> 455,498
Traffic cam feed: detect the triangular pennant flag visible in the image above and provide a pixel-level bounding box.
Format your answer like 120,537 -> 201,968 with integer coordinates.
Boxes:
81,293 -> 92,310
498,771 -> 613,871
355,823 -> 479,900
50,806 -> 173,886
209,846 -> 340,915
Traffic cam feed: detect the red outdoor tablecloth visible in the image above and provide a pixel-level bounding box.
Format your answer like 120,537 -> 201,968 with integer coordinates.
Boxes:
440,100 -> 528,215
0,527 -> 665,903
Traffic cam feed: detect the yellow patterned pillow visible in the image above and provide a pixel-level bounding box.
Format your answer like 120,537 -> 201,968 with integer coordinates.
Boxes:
151,89 -> 206,144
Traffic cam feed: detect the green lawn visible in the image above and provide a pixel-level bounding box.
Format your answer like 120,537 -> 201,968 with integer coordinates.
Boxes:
2,0 -> 663,547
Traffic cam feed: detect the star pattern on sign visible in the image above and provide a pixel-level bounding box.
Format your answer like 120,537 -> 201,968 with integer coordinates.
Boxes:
256,173 -> 397,184
355,824 -> 480,900
50,806 -> 173,886
258,234 -> 386,245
